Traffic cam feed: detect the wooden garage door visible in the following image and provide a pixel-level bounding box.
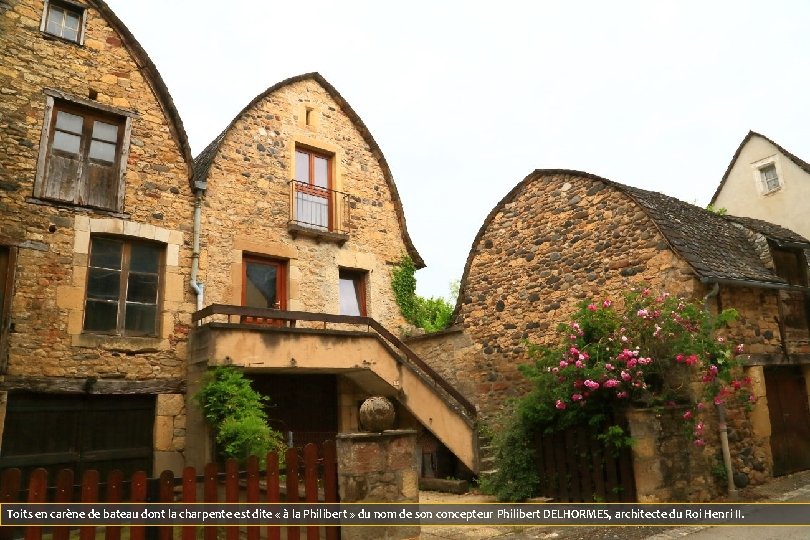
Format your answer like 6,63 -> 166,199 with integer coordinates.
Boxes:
0,393 -> 155,481
764,366 -> 810,476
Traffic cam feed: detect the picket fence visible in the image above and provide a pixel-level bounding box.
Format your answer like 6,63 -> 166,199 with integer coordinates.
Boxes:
0,441 -> 339,540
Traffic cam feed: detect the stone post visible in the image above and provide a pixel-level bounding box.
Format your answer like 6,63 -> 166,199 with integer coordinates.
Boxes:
336,430 -> 419,540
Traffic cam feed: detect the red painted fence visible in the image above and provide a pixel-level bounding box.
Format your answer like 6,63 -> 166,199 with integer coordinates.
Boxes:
0,441 -> 339,540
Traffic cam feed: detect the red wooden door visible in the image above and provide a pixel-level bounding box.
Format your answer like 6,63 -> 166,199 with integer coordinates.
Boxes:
765,365 -> 810,476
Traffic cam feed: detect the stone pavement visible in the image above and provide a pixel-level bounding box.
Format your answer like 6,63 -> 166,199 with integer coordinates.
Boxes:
418,469 -> 810,539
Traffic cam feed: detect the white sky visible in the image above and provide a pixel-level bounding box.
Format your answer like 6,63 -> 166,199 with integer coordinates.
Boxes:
104,0 -> 810,300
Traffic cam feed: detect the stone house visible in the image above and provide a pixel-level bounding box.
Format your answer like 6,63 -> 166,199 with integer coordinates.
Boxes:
711,131 -> 810,239
0,0 -> 196,476
409,169 -> 810,499
186,73 -> 478,474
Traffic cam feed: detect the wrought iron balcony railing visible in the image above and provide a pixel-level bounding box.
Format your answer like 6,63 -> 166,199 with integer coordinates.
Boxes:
287,180 -> 350,239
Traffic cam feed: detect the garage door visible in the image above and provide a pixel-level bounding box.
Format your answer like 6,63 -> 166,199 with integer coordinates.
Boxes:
0,392 -> 155,481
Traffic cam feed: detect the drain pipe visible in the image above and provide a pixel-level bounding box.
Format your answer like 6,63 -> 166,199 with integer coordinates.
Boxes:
703,282 -> 738,499
190,189 -> 205,312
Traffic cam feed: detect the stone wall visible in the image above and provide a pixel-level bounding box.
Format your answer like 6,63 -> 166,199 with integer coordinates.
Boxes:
447,172 -> 700,423
336,430 -> 419,540
0,0 -> 194,469
0,0 -> 194,379
199,77 -> 412,332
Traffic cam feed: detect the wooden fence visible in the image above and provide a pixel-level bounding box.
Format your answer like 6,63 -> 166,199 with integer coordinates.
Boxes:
534,424 -> 636,503
0,441 -> 339,540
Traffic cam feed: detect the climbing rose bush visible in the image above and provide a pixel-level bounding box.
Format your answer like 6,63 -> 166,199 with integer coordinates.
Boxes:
484,287 -> 753,501
518,288 -> 752,444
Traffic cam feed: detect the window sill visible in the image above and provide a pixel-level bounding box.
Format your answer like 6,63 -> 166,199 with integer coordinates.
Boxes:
762,186 -> 783,197
287,222 -> 349,245
26,197 -> 129,219
41,31 -> 83,47
73,333 -> 164,352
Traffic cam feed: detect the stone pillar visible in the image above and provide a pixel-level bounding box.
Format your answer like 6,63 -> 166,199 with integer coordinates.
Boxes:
626,407 -> 713,502
337,430 -> 419,540
154,393 -> 185,474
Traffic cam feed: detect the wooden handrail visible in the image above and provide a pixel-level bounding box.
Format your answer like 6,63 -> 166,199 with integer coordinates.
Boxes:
192,304 -> 477,417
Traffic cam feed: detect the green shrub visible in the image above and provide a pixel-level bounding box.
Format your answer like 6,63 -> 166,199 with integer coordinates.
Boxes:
217,414 -> 286,463
195,366 -> 285,465
391,254 -> 454,333
482,287 -> 750,501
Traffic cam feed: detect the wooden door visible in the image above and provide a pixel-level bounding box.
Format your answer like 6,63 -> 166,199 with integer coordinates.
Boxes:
0,393 -> 155,481
765,365 -> 810,476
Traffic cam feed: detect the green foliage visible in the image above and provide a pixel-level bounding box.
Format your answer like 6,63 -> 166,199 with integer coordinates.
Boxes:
706,204 -> 728,215
479,420 -> 539,502
483,287 -> 751,501
391,254 -> 454,333
195,366 -> 285,465
195,365 -> 268,425
217,415 -> 286,462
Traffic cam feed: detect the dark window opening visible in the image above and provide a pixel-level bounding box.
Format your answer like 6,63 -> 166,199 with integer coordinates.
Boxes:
84,237 -> 163,336
771,246 -> 810,334
0,246 -> 15,372
339,269 -> 367,317
242,256 -> 287,326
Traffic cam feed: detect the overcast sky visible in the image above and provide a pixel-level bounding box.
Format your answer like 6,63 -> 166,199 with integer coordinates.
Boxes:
104,0 -> 810,300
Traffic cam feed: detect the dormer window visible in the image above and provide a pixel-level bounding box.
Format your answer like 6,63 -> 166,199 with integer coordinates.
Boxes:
41,0 -> 86,44
760,164 -> 780,193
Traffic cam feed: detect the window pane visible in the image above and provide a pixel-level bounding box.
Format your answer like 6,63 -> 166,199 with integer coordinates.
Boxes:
90,238 -> 122,269
84,300 -> 118,331
245,262 -> 278,308
87,268 -> 120,300
52,131 -> 80,154
47,8 -> 63,33
62,25 -> 78,42
295,150 -> 309,183
130,243 -> 161,273
56,111 -> 83,134
127,273 -> 158,304
65,10 -> 80,31
92,121 -> 118,142
314,156 -> 328,188
89,140 -> 116,163
339,276 -> 363,316
124,303 -> 157,334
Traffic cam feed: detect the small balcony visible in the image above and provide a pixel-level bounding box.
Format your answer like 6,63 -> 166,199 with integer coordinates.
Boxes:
287,180 -> 350,244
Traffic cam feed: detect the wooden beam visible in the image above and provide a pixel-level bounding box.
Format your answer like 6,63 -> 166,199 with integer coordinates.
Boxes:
0,376 -> 185,394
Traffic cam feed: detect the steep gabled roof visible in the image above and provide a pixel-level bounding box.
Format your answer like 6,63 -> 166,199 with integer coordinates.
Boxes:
710,130 -> 810,204
92,1 -> 193,180
454,169 -> 810,320
193,72 -> 424,268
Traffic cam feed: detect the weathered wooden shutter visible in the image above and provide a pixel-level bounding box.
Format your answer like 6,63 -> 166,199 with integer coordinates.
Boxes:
81,118 -> 121,209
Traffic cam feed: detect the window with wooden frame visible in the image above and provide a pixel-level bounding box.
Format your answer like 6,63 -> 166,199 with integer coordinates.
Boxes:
242,256 -> 287,325
84,237 -> 163,336
0,246 -> 16,372
293,147 -> 332,231
339,269 -> 367,317
35,95 -> 132,212
771,246 -> 810,333
41,0 -> 86,44
759,164 -> 781,194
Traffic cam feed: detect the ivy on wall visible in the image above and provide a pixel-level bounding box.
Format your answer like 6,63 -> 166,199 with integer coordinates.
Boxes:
391,254 -> 454,333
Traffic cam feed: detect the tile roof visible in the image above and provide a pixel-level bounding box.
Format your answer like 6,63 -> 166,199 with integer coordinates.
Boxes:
454,170 -> 810,320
